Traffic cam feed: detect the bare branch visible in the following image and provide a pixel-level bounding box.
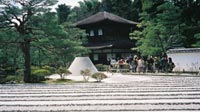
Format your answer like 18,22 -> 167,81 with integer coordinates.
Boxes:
5,5 -> 23,24
1,12 -> 19,28
22,13 -> 27,22
16,0 -> 28,6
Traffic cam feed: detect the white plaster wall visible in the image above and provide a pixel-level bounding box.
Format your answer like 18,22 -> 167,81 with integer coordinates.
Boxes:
168,52 -> 200,72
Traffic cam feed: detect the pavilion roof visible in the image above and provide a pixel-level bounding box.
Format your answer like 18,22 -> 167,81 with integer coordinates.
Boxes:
76,11 -> 138,26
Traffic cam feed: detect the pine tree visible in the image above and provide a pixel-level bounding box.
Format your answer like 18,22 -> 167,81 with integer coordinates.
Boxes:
0,0 -> 88,82
56,4 -> 71,24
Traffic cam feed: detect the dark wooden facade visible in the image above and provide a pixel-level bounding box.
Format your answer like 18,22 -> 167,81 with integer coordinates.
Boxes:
76,11 -> 137,64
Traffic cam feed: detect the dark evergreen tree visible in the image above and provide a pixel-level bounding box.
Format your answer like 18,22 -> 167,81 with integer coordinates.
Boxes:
101,0 -> 132,19
56,4 -> 71,24
131,0 -> 142,22
69,0 -> 101,22
171,0 -> 200,47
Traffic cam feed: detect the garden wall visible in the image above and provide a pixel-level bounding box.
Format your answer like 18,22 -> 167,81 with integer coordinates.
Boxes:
167,48 -> 200,72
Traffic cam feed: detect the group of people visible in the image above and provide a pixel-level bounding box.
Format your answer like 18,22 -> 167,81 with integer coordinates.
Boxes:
108,52 -> 175,73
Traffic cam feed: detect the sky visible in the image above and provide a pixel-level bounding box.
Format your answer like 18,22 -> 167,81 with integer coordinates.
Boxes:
51,0 -> 83,11
0,0 -> 84,12
56,0 -> 84,7
54,0 -> 102,8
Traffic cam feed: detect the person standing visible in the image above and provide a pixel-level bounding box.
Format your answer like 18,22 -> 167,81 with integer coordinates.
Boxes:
161,52 -> 168,72
167,57 -> 175,72
154,57 -> 160,73
147,55 -> 154,72
130,56 -> 137,72
137,57 -> 145,73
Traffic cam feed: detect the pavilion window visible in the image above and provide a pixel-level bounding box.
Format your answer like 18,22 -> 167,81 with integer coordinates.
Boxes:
90,30 -> 94,36
93,54 -> 99,61
98,29 -> 103,36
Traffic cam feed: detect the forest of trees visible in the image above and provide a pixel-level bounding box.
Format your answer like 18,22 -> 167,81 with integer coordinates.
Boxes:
0,0 -> 200,83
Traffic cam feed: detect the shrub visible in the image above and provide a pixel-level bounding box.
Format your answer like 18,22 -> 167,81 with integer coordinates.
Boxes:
42,66 -> 55,74
33,69 -> 51,76
31,66 -> 40,70
30,74 -> 45,83
56,67 -> 71,79
1,75 -> 23,84
92,72 -> 107,82
6,75 -> 16,83
1,67 -> 14,75
0,68 -> 24,84
30,68 -> 51,83
14,75 -> 23,83
95,64 -> 108,71
80,69 -> 91,82
16,69 -> 24,76
5,67 -> 14,73
0,74 -> 7,84
122,64 -> 130,69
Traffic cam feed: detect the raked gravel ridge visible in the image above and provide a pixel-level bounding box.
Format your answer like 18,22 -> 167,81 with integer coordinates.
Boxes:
1,74 -> 200,112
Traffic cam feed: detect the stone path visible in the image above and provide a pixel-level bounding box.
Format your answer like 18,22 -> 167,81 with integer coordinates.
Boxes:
1,75 -> 200,111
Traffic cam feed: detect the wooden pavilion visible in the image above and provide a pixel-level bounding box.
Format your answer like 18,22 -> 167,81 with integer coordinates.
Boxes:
76,11 -> 138,64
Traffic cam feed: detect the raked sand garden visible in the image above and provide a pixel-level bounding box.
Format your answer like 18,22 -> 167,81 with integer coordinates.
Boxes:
1,74 -> 200,112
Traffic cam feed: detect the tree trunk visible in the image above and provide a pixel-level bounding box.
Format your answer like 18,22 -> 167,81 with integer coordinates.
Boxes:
22,42 -> 31,83
13,47 -> 20,76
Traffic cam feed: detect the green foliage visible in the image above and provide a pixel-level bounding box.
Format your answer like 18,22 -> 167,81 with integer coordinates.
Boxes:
1,67 -> 14,75
132,0 -> 200,56
51,79 -> 73,83
92,72 -> 107,82
130,30 -> 143,40
56,4 -> 71,24
6,75 -> 23,83
95,64 -> 108,71
80,69 -> 91,82
0,0 -> 89,83
29,74 -> 45,83
193,33 -> 200,47
141,0 -> 153,11
56,67 -> 71,79
130,0 -> 142,21
69,0 -> 101,22
171,0 -> 200,47
0,74 -> 7,84
0,0 -> 59,83
32,69 -> 51,76
30,66 -> 54,83
193,21 -> 200,47
101,0 -> 132,19
31,20 -> 89,67
0,30 -> 22,76
131,1 -> 184,56
0,74 -> 23,84
31,66 -> 55,76
0,67 -> 24,84
69,0 -> 140,22
42,66 -> 55,74
135,23 -> 164,56
4,75 -> 15,83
